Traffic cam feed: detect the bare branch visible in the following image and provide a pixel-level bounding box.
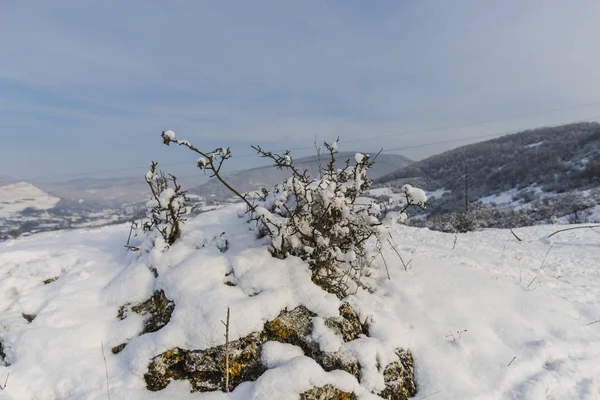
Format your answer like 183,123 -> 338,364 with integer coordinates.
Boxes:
548,225 -> 600,238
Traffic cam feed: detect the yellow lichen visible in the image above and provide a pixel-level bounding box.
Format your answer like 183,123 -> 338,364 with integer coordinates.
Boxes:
265,318 -> 293,339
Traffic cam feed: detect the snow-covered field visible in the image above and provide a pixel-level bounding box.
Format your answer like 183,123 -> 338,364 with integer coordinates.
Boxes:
0,206 -> 599,399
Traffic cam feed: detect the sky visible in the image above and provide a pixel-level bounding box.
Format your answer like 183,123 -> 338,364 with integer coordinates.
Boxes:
2,0 -> 600,182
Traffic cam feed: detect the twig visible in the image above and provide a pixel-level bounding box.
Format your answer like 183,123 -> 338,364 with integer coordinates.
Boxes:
379,250 -> 391,280
101,343 -> 111,400
452,234 -> 457,250
124,206 -> 139,250
510,228 -> 522,242
548,225 -> 600,238
221,307 -> 231,392
526,277 -> 537,289
387,238 -> 410,272
586,319 -> 600,326
507,356 -> 517,367
540,244 -> 554,269
0,373 -> 9,390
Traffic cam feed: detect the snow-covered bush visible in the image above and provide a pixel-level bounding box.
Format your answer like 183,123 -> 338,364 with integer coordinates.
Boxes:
249,141 -> 426,298
159,131 -> 425,297
142,161 -> 190,246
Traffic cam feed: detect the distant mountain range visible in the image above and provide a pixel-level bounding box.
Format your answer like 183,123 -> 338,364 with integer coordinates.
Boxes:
0,151 -> 411,240
4,122 -> 599,240
375,122 -> 600,229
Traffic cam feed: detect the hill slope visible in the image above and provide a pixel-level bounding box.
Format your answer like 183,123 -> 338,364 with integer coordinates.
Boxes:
376,122 -> 600,225
0,206 -> 598,399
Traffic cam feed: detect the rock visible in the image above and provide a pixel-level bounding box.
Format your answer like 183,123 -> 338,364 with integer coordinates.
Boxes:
22,313 -> 36,323
111,343 -> 127,354
378,349 -> 417,400
300,385 -> 357,400
0,339 -> 7,366
325,303 -> 367,342
145,332 -> 266,392
264,306 -> 360,379
144,305 -> 412,397
120,290 -> 175,334
263,306 -> 315,345
43,277 -> 58,284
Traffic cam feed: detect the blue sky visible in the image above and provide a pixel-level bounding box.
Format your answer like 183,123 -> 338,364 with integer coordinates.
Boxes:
2,1 -> 600,182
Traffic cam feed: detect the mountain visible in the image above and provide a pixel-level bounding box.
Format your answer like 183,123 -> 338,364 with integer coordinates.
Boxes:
191,152 -> 413,202
376,122 -> 600,228
0,182 -> 61,217
0,180 -> 140,241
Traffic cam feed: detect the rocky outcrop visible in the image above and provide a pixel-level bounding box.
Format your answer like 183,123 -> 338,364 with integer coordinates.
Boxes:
143,303 -> 415,398
145,332 -> 266,392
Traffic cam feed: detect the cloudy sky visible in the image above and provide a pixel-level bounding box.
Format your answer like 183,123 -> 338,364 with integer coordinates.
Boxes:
2,1 -> 600,182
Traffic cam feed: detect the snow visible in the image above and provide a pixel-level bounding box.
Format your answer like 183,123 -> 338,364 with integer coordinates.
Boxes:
260,342 -> 304,368
525,141 -> 544,148
426,188 -> 450,199
0,206 -> 599,399
163,130 -> 176,141
355,153 -> 365,163
479,188 -> 520,206
0,182 -> 61,216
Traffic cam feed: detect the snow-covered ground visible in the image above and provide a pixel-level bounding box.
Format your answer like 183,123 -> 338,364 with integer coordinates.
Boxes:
0,206 -> 599,399
0,182 -> 60,216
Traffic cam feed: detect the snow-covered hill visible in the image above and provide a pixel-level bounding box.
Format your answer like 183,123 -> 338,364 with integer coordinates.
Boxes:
376,122 -> 600,227
0,182 -> 61,217
0,206 -> 598,399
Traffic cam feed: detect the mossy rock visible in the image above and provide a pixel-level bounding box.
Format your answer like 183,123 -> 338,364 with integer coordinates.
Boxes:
378,349 -> 417,400
325,303 -> 366,342
263,305 -> 315,345
145,332 -> 266,392
300,385 -> 357,400
144,305 -> 403,395
118,290 -> 175,334
265,306 -> 360,379
112,343 -> 127,354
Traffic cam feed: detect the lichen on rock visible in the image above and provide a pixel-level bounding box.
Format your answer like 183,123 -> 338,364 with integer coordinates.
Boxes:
118,290 -> 175,334
378,349 -> 417,400
263,305 -> 315,345
325,303 -> 367,342
145,331 -> 266,392
143,304 -> 416,398
300,384 -> 357,400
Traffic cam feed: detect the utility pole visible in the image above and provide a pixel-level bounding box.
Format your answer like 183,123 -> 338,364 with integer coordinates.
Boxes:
464,164 -> 469,213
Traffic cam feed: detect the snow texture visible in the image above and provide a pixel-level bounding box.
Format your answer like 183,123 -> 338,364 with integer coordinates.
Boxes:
0,205 -> 599,399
